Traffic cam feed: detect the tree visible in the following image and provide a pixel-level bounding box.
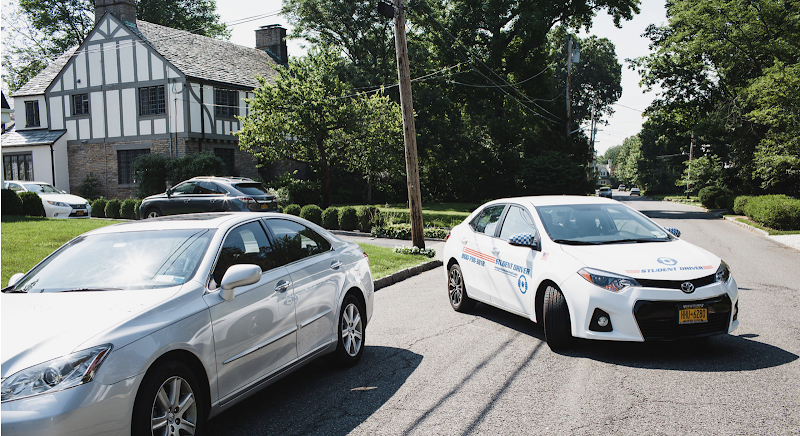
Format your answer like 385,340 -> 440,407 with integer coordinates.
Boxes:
2,0 -> 228,92
236,47 -> 404,207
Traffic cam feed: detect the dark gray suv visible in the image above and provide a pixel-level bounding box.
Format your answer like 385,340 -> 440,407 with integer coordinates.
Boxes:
139,176 -> 278,219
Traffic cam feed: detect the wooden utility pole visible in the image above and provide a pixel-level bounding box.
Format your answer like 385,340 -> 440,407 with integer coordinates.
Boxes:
566,36 -> 573,137
394,0 -> 425,248
686,132 -> 694,199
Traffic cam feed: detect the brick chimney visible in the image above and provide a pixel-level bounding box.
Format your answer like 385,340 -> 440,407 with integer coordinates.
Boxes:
95,0 -> 137,25
255,25 -> 288,65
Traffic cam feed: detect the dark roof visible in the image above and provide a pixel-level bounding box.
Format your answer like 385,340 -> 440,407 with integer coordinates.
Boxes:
129,21 -> 279,89
1,92 -> 10,109
1,129 -> 66,146
11,48 -> 77,97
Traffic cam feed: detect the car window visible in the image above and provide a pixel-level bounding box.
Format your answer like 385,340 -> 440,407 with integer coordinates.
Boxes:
197,181 -> 226,195
234,183 -> 269,196
469,204 -> 506,236
172,182 -> 198,195
6,183 -> 23,192
498,205 -> 538,241
265,219 -> 331,265
537,204 -> 670,243
23,183 -> 61,194
211,221 -> 277,286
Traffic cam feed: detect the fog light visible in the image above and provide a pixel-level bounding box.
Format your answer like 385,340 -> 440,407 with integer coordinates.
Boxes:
589,308 -> 613,332
597,316 -> 609,327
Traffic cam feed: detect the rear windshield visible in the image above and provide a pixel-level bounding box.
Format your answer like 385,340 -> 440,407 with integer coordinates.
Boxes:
234,183 -> 271,196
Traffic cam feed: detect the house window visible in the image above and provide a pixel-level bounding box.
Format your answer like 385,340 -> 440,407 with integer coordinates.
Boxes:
214,89 -> 239,118
25,101 -> 40,127
3,154 -> 34,181
215,148 -> 235,175
72,94 -> 89,115
139,86 -> 166,116
117,149 -> 150,184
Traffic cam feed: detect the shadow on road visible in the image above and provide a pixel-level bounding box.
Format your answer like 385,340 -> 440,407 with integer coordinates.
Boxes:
641,209 -> 721,220
205,346 -> 422,436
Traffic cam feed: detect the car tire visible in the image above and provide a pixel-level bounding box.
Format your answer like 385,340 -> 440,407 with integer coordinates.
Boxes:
448,263 -> 477,312
331,294 -> 366,367
543,285 -> 572,350
132,360 -> 206,436
145,207 -> 162,219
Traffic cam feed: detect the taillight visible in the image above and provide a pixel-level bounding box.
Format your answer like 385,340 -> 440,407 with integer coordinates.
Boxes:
236,196 -> 255,203
446,232 -> 451,241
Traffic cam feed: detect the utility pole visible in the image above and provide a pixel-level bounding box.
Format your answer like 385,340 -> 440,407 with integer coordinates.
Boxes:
686,132 -> 694,199
393,0 -> 425,248
566,36 -> 573,138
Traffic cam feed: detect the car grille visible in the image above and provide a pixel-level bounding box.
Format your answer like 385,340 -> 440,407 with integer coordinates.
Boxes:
70,204 -> 87,209
633,294 -> 732,340
636,273 -> 716,290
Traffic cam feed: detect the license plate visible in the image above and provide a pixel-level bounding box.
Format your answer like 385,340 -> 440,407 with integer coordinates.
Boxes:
76,210 -> 85,216
260,204 -> 269,210
679,305 -> 707,324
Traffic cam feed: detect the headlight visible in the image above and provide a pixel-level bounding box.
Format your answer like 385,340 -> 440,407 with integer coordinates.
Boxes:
578,267 -> 641,292
47,200 -> 69,207
715,260 -> 731,283
1,344 -> 112,402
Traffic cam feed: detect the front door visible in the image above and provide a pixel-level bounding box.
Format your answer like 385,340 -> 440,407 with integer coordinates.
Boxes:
460,204 -> 507,302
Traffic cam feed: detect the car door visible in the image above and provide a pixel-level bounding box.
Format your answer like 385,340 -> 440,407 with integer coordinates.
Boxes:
487,204 -> 542,315
264,218 -> 342,359
190,181 -> 227,213
164,181 -> 198,215
458,204 -> 507,302
203,220 -> 297,402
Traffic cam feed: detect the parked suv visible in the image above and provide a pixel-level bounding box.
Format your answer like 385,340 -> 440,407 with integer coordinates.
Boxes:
139,176 -> 278,219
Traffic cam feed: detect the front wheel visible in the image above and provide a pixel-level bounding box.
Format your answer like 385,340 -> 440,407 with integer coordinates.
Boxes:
145,207 -> 162,219
132,360 -> 206,436
543,285 -> 573,350
331,294 -> 365,367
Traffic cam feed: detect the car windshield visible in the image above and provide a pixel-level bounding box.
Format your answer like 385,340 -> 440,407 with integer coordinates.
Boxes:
23,183 -> 61,194
9,229 -> 214,293
234,183 -> 270,196
536,203 -> 673,245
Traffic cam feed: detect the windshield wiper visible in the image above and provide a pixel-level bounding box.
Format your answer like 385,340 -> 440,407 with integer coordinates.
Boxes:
551,239 -> 600,245
62,288 -> 123,293
2,287 -> 27,293
597,238 -> 665,245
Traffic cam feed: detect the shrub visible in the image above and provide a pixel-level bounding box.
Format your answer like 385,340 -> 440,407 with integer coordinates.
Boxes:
300,204 -> 323,225
76,172 -> 103,201
733,196 -> 753,215
18,192 -> 45,217
339,206 -> 358,231
321,207 -> 339,229
393,246 -> 436,258
105,199 -> 122,219
133,152 -> 227,198
356,205 -> 383,233
698,186 -> 731,209
133,199 -> 142,220
283,204 -> 301,216
715,195 -> 736,212
120,198 -> 137,219
1,189 -> 24,216
743,195 -> 800,231
372,224 -> 450,240
91,197 -> 107,218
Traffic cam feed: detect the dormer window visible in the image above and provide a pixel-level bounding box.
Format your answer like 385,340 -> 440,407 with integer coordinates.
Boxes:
214,89 -> 239,118
25,101 -> 40,127
72,94 -> 89,116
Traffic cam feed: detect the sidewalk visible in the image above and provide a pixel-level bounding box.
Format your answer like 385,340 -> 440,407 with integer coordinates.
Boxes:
724,216 -> 800,252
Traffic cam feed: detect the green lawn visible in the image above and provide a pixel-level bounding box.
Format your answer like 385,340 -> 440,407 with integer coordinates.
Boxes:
0,217 -> 434,286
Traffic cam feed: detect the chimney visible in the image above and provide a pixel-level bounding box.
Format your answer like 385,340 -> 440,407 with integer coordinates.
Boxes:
95,0 -> 137,25
255,25 -> 288,65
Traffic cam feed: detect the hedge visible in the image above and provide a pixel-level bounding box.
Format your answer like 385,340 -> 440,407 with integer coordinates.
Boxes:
698,186 -> 731,209
299,204 -> 323,225
91,198 -> 107,218
339,206 -> 358,231
283,204 -> 301,216
321,207 -> 339,229
1,189 -> 23,216
19,192 -> 45,217
120,199 -> 137,219
105,198 -> 122,219
733,196 -> 753,215
356,205 -> 382,233
742,195 -> 800,231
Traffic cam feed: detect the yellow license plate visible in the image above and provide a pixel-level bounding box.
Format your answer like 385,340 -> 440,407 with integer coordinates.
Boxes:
76,210 -> 85,215
260,204 -> 269,210
679,306 -> 707,324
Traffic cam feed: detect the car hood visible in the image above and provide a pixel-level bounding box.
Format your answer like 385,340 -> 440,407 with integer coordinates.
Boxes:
559,239 -> 720,280
144,193 -> 169,200
37,193 -> 88,204
1,290 -> 172,377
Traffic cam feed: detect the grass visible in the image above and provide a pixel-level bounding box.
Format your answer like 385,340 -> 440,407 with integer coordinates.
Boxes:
732,216 -> 800,236
651,194 -> 702,206
357,243 -> 435,280
1,217 -> 125,286
379,202 -> 479,228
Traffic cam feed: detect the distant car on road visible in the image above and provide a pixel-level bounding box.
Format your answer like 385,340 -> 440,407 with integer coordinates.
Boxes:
140,176 -> 278,219
618,184 -> 627,191
3,180 -> 91,218
630,187 -> 641,196
443,195 -> 738,350
598,186 -> 612,198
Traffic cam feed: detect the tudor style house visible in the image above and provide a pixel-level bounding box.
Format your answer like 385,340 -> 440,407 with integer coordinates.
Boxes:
2,0 -> 286,198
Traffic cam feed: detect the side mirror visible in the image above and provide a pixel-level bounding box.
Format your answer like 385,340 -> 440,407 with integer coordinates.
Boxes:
166,188 -> 173,198
220,264 -> 262,302
665,227 -> 681,238
508,233 -> 540,251
8,273 -> 25,287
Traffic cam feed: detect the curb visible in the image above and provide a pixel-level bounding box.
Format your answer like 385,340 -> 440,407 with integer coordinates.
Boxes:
723,216 -> 769,237
373,259 -> 443,291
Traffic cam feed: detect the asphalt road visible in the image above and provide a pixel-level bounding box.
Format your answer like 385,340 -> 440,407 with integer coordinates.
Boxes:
207,195 -> 800,435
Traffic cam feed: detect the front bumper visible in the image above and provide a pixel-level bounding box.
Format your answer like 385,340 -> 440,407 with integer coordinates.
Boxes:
562,274 -> 739,342
44,203 -> 91,218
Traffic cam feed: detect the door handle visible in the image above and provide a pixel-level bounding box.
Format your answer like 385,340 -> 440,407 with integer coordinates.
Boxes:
461,238 -> 468,245
491,249 -> 500,255
330,260 -> 343,269
183,199 -> 190,203
275,280 -> 292,293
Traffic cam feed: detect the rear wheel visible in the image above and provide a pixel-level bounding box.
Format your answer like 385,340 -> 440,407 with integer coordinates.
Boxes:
146,207 -> 162,219
132,360 -> 206,436
543,285 -> 572,350
448,263 -> 476,312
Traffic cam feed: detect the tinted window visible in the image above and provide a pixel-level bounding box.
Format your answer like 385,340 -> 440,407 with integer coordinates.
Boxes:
212,221 -> 277,286
173,182 -> 198,195
197,181 -> 226,194
469,204 -> 506,236
499,205 -> 538,241
265,219 -> 331,264
234,183 -> 269,196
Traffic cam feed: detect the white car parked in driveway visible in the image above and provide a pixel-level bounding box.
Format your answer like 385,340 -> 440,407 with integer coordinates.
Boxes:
443,196 -> 738,350
3,180 -> 91,218
1,213 -> 373,435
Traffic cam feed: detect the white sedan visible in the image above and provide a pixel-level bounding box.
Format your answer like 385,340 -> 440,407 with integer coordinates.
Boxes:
443,196 -> 738,350
3,180 -> 91,218
1,213 -> 373,435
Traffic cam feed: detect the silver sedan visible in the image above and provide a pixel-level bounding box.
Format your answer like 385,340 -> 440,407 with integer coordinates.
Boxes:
1,213 -> 374,435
